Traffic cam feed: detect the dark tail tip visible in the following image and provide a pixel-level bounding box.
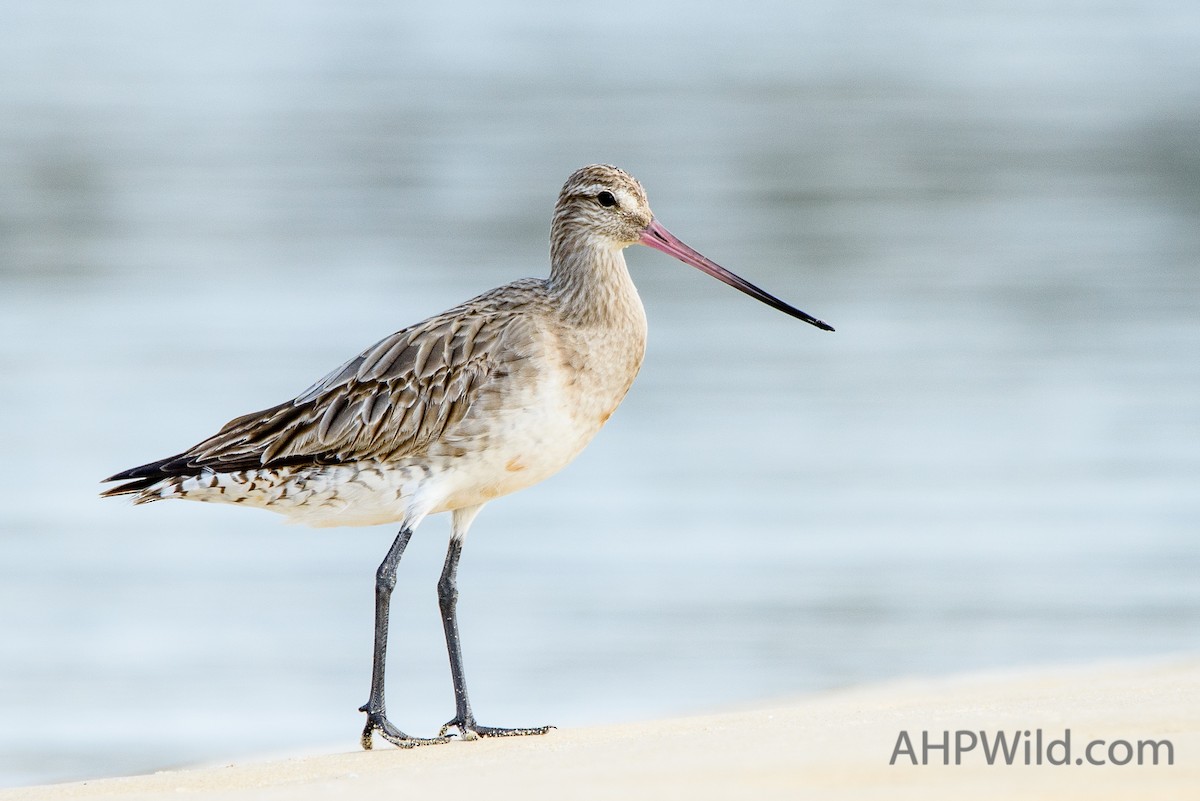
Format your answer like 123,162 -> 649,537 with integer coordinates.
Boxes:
101,455 -> 183,498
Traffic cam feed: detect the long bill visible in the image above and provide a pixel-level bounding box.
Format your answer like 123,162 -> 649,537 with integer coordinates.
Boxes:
638,219 -> 834,331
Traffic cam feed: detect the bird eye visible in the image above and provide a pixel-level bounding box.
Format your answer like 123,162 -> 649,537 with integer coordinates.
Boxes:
596,191 -> 617,208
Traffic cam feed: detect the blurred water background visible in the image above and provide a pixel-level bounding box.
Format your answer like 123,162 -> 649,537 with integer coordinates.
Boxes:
1,0 -> 1198,788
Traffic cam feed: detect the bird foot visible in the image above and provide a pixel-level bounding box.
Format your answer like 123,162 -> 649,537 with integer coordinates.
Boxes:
359,706 -> 450,750
438,717 -> 554,741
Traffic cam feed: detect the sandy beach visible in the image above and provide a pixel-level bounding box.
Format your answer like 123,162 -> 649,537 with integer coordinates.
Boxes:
4,657 -> 1194,801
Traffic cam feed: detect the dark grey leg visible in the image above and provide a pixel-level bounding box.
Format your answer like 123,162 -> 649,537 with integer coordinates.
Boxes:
436,530 -> 552,740
359,526 -> 448,749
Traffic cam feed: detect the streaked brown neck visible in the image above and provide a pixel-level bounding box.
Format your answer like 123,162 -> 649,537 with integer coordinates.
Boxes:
548,229 -> 645,331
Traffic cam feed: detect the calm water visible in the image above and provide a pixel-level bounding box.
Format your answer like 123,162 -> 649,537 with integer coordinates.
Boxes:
2,0 -> 1199,788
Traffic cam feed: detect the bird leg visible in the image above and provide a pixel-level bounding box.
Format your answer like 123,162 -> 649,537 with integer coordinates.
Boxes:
436,524 -> 552,740
359,526 -> 449,749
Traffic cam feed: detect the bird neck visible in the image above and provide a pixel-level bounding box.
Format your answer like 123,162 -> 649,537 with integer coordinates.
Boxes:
548,235 -> 646,330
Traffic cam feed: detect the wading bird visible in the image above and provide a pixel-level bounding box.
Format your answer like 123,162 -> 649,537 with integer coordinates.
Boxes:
102,164 -> 833,748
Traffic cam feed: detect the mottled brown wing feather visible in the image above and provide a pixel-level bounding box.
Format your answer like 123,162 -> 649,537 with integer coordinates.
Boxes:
169,279 -> 547,474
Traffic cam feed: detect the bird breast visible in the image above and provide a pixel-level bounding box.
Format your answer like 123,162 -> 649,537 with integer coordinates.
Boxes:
425,291 -> 648,514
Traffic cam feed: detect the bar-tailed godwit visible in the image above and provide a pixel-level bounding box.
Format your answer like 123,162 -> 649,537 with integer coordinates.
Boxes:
102,164 -> 833,749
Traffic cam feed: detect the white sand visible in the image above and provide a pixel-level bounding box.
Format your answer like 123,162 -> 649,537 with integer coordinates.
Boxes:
4,658 -> 1195,800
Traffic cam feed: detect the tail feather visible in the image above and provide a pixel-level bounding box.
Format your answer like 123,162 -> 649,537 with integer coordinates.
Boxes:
100,454 -> 185,498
